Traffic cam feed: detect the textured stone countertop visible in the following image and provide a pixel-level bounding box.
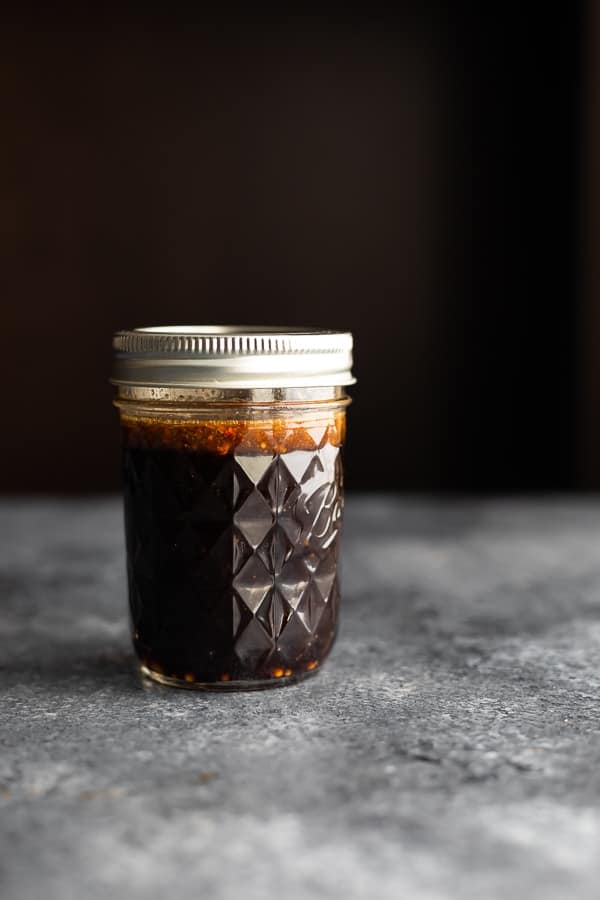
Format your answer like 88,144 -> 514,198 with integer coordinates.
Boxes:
2,497 -> 600,900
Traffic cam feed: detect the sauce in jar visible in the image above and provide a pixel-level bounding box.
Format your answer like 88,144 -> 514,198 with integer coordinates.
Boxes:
112,327 -> 355,690
121,414 -> 345,688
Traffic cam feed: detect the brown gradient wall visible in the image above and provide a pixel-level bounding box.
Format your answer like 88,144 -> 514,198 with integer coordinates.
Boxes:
1,10 -> 584,492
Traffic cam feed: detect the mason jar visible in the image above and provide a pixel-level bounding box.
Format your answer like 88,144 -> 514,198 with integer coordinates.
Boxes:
111,326 -> 355,690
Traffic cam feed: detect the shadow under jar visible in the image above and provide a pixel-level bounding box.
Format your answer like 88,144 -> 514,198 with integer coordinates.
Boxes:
111,326 -> 355,690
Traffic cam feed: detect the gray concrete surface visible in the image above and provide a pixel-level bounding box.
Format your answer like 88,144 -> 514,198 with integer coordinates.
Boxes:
2,497 -> 600,900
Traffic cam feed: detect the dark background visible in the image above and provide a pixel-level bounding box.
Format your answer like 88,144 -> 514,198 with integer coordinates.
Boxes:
1,7 -> 594,492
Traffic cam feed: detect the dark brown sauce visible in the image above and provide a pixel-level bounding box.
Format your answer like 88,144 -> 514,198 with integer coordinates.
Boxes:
121,415 -> 345,686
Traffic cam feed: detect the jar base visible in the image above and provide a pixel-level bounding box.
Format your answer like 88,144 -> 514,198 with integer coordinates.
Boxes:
139,664 -> 319,692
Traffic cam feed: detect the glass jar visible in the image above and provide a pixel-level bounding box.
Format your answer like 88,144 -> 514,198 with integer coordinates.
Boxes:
112,326 -> 355,690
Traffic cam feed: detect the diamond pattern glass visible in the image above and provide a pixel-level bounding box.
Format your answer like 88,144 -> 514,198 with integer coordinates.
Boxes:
232,448 -> 343,676
122,429 -> 344,687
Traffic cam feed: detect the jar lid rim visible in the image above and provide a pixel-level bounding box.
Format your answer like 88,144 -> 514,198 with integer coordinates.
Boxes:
112,325 -> 356,389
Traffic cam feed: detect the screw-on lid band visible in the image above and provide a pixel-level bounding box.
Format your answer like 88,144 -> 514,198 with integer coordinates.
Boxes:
112,325 -> 356,389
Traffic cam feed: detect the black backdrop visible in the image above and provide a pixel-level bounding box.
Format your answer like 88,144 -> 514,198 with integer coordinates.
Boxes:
0,8 -> 586,491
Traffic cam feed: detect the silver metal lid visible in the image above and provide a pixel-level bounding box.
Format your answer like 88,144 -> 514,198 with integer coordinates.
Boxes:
111,325 -> 356,389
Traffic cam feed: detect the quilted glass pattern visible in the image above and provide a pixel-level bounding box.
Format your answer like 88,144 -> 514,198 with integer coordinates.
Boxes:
122,430 -> 343,684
